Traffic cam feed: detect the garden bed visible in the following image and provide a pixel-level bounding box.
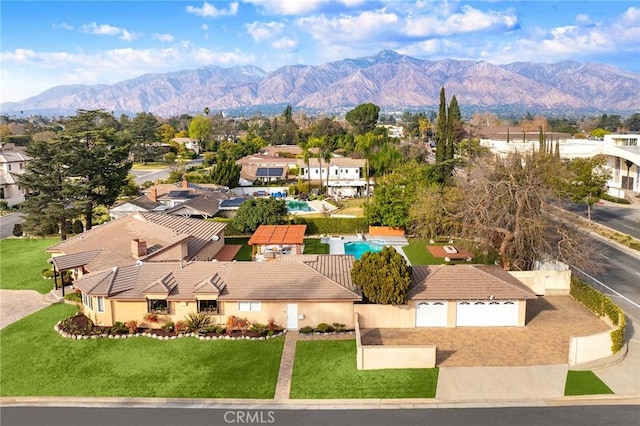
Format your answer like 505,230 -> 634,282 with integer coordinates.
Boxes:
56,313 -> 285,340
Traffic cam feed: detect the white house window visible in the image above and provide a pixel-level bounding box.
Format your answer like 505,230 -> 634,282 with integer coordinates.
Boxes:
198,300 -> 218,314
147,299 -> 169,314
96,296 -> 105,313
314,169 -> 319,174
238,301 -> 261,312
334,169 -> 338,175
82,293 -> 93,310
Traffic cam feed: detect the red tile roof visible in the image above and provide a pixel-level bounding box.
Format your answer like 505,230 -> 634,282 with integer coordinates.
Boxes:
248,225 -> 306,246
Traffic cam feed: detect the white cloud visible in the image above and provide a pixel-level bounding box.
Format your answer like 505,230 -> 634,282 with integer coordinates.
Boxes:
271,37 -> 297,50
246,21 -> 284,42
80,22 -> 140,41
405,5 -> 518,37
153,33 -> 175,43
296,10 -> 399,43
52,22 -> 74,31
186,2 -> 239,18
201,24 -> 209,31
244,0 -> 325,15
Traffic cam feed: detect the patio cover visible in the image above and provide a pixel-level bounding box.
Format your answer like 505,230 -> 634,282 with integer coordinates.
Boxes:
248,225 -> 307,246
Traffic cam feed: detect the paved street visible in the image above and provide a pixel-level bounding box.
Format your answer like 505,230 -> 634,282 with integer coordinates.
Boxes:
559,200 -> 640,239
0,212 -> 25,239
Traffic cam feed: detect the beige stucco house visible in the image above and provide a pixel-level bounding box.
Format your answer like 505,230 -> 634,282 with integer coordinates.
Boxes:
47,212 -> 227,282
73,255 -> 361,330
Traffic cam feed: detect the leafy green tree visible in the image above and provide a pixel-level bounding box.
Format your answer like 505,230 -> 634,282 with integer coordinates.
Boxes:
63,110 -> 132,230
590,128 -> 610,139
158,123 -> 177,144
351,246 -> 412,305
19,138 -> 79,240
209,151 -> 241,188
567,155 -> 612,222
345,103 -> 380,135
128,112 -> 159,163
189,115 -> 212,152
232,197 -> 288,234
624,113 -> 640,131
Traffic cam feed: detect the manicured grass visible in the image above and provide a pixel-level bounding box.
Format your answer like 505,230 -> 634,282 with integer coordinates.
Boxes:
303,238 -> 329,254
0,303 -> 284,398
290,340 -> 438,399
0,237 -> 59,293
130,162 -> 168,170
564,370 -> 614,396
401,238 -> 443,265
224,237 -> 252,261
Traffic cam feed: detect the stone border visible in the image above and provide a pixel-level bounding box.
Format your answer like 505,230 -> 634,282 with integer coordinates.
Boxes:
54,321 -> 286,341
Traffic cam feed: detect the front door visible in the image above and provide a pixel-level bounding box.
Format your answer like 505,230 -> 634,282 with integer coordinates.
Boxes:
286,304 -> 298,329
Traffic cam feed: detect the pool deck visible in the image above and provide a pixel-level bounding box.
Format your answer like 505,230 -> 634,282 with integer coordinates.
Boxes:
321,234 -> 411,263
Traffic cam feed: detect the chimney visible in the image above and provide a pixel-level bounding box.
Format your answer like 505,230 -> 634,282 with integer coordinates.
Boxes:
182,179 -> 188,189
149,188 -> 157,202
131,239 -> 148,259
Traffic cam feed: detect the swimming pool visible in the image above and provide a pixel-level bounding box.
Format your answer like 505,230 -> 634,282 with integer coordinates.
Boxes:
287,200 -> 314,212
344,241 -> 385,260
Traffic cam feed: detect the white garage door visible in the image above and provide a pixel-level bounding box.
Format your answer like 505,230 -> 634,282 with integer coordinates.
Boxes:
456,300 -> 519,326
416,301 -> 448,327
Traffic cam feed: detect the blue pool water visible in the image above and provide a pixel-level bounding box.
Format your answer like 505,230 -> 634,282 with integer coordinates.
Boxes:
287,200 -> 314,212
344,241 -> 385,260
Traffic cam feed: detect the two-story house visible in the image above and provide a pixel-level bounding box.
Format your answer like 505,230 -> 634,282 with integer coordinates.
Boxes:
297,157 -> 371,198
0,143 -> 30,207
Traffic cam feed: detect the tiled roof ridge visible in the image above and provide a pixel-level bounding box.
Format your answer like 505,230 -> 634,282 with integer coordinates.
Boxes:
46,216 -> 135,251
471,264 -> 535,296
302,255 -> 361,298
83,268 -> 116,295
194,272 -> 226,293
143,272 -> 176,293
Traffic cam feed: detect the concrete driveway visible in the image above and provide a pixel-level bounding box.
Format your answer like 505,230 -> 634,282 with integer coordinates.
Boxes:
0,289 -> 55,329
360,297 -> 612,366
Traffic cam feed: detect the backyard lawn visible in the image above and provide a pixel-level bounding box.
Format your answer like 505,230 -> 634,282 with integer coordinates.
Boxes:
303,238 -> 329,254
0,237 -> 59,293
290,340 -> 438,399
564,370 -> 614,396
401,238 -> 498,266
224,237 -> 252,261
0,303 -> 284,398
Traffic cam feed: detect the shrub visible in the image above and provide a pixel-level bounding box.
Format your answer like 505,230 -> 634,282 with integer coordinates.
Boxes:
161,322 -> 175,332
174,320 -> 186,334
293,217 -> 367,235
41,269 -> 55,279
72,220 -> 84,234
600,193 -> 631,204
332,322 -> 346,332
64,292 -> 82,302
111,321 -> 128,335
299,326 -> 313,334
0,200 -> 9,211
316,323 -> 334,333
144,312 -> 158,323
570,276 -> 626,353
126,320 -> 138,334
12,223 -> 23,237
184,312 -> 212,333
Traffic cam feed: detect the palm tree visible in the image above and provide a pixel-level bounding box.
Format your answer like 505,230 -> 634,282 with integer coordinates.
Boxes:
354,131 -> 379,203
297,139 -> 312,193
320,139 -> 333,195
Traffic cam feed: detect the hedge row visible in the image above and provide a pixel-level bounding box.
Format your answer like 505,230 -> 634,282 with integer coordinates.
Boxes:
570,276 -> 626,353
210,216 -> 368,237
293,217 -> 368,235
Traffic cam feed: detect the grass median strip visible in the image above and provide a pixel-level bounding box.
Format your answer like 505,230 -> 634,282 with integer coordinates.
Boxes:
1,303 -> 284,398
290,340 -> 438,399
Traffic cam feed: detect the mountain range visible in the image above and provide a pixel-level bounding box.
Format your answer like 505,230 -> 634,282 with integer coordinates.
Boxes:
2,50 -> 638,117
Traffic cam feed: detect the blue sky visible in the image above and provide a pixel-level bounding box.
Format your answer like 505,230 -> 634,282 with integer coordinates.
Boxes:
2,1 -> 639,102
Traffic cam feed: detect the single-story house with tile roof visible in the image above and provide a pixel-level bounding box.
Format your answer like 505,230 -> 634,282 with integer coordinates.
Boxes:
47,212 -> 227,280
408,264 -> 537,327
73,255 -> 361,330
248,224 -> 306,260
163,192 -> 228,218
108,194 -> 167,219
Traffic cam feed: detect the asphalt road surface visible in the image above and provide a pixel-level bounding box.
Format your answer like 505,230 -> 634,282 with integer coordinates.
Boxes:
132,158 -> 204,185
0,212 -> 25,239
2,406 -> 639,426
572,235 -> 640,322
559,201 -> 640,239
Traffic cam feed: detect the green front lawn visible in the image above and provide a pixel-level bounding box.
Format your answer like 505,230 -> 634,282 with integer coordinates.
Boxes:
0,304 -> 284,398
224,237 -> 252,261
290,340 -> 438,399
303,238 -> 329,254
564,370 -> 614,396
0,237 -> 59,293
